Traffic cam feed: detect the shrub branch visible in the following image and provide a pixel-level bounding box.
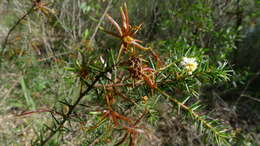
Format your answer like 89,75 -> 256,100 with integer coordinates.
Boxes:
38,68 -> 110,146
156,87 -> 233,145
1,0 -> 41,52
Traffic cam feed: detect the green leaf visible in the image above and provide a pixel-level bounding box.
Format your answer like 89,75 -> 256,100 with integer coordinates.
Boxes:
83,29 -> 90,39
20,76 -> 36,110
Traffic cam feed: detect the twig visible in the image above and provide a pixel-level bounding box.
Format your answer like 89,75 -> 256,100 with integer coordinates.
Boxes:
235,70 -> 260,105
15,108 -> 68,118
156,87 -> 232,140
93,78 -> 179,88
89,0 -> 113,43
94,82 -> 142,88
39,69 -> 109,145
16,108 -> 52,117
1,1 -> 40,52
240,94 -> 260,103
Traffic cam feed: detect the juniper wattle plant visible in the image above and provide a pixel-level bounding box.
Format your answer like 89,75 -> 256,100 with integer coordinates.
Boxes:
33,3 -> 235,146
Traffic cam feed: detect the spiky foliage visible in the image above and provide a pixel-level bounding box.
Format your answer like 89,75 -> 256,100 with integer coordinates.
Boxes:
28,3 -> 236,146
1,1 -> 239,146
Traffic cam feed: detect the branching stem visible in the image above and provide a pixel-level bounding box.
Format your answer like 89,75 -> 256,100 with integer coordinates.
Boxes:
1,1 -> 41,52
39,69 -> 110,145
156,87 -> 231,139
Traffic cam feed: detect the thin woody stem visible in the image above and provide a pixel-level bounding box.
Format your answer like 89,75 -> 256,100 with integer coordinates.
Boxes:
1,1 -> 39,53
89,0 -> 113,43
156,87 -> 231,139
39,69 -> 110,145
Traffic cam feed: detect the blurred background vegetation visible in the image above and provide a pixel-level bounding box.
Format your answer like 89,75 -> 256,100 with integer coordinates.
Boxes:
0,0 -> 259,145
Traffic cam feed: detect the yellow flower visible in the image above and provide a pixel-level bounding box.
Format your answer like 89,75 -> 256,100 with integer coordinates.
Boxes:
180,57 -> 198,75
